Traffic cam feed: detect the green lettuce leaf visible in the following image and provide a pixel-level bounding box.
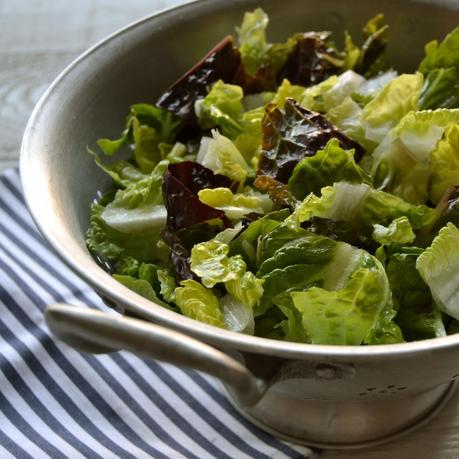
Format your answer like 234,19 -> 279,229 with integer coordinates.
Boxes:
290,182 -> 435,234
289,253 -> 397,345
301,71 -> 364,113
385,249 -> 446,341
197,187 -> 273,221
156,268 -> 177,303
372,216 -> 416,245
419,26 -> 459,75
287,138 -> 371,199
416,223 -> 459,320
175,280 -> 225,327
190,239 -> 264,308
361,73 -> 423,143
195,80 -> 244,138
271,79 -> 306,107
97,104 -> 182,173
430,124 -> 459,203
113,275 -> 170,308
371,108 -> 459,204
419,67 -> 459,110
197,130 -> 250,185
344,14 -> 389,77
237,7 -> 293,79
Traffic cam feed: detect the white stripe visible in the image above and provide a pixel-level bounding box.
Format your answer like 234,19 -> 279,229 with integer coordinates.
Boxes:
0,407 -> 50,459
0,266 -> 185,459
0,335 -> 118,459
0,369 -> 86,459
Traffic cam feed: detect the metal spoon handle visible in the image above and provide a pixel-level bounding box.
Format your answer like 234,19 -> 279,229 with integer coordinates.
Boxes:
45,303 -> 266,406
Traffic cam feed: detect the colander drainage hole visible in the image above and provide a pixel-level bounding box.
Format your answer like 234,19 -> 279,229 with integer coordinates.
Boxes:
452,374 -> 459,379
397,386 -> 407,391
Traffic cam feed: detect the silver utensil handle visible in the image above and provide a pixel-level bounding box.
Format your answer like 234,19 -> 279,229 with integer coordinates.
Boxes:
45,304 -> 266,406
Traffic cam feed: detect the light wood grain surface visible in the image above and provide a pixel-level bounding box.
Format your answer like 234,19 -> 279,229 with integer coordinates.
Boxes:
2,1 -> 459,458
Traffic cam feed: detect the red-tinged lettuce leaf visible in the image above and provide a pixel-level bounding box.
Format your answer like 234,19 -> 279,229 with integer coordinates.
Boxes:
156,36 -> 243,128
257,98 -> 366,183
277,32 -> 344,87
161,161 -> 236,280
162,161 -> 235,231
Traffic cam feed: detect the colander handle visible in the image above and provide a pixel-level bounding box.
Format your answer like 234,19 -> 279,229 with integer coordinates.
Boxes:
45,303 -> 266,407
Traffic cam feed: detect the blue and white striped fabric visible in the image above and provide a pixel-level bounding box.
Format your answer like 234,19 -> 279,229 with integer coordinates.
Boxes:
0,168 -> 315,458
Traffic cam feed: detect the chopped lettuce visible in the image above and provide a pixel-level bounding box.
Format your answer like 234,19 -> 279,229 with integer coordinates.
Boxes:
385,249 -> 446,341
371,108 -> 459,204
290,262 -> 394,345
197,130 -> 250,185
175,280 -> 225,327
361,73 -> 423,143
430,124 -> 459,203
86,10 -> 459,346
195,80 -> 244,138
372,216 -> 416,245
190,239 -> 264,308
416,223 -> 459,320
198,187 -> 273,220
290,182 -> 435,234
287,138 -> 371,199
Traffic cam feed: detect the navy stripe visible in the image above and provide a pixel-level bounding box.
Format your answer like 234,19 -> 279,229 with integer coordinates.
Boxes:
0,388 -> 66,459
0,241 -> 213,459
0,425 -> 35,459
0,353 -> 102,459
0,266 -> 169,459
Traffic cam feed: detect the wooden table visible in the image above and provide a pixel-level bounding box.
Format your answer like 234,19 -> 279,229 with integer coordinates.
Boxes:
2,1 -> 459,457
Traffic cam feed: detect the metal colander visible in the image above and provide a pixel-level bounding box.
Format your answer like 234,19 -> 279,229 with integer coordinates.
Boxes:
20,0 -> 459,449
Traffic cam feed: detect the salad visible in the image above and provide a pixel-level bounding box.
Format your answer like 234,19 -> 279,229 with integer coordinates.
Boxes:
87,9 -> 459,345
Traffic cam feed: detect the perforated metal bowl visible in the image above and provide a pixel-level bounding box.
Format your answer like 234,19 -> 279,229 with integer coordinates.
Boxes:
21,0 -> 459,449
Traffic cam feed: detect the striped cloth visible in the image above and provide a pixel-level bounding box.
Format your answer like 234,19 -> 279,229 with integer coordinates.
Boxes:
0,168 -> 315,459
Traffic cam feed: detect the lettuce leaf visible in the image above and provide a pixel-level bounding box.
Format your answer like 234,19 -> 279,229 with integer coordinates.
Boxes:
430,124 -> 459,203
197,130 -> 250,185
419,26 -> 459,75
344,14 -> 389,77
194,80 -> 244,138
371,108 -> 459,204
385,249 -> 445,341
198,187 -> 273,221
291,182 -> 435,234
361,73 -> 423,143
287,138 -> 371,199
416,223 -> 459,320
372,216 -> 415,245
290,260 -> 394,345
97,104 -> 182,174
190,239 -> 264,309
257,98 -> 365,183
419,67 -> 459,110
301,71 -> 364,113
175,280 -> 225,327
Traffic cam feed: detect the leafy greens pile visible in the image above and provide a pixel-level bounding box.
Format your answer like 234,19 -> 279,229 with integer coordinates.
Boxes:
87,9 -> 459,345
